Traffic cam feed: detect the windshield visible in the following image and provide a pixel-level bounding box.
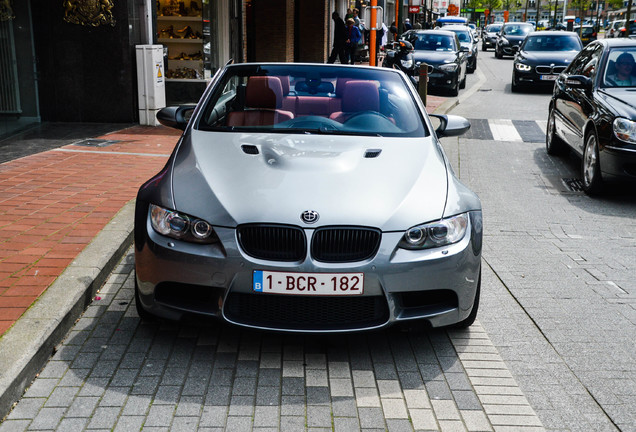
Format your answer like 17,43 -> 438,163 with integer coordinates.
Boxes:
487,24 -> 502,33
450,30 -> 472,42
604,49 -> 636,88
521,35 -> 582,51
196,64 -> 428,137
413,34 -> 456,51
503,24 -> 533,36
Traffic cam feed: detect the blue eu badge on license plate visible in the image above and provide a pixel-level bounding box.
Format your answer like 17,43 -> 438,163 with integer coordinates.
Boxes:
253,270 -> 263,292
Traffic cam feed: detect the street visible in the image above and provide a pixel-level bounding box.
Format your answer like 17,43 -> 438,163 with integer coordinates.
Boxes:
448,51 -> 636,430
2,52 -> 635,432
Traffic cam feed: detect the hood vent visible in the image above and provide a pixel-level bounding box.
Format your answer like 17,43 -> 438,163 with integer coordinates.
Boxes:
364,149 -> 382,158
241,145 -> 259,155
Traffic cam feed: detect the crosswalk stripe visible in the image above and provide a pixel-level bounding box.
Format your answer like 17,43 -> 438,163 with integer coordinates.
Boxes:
460,118 -> 547,143
488,119 -> 523,142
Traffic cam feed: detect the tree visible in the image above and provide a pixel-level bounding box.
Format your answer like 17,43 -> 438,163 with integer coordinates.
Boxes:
482,0 -> 503,22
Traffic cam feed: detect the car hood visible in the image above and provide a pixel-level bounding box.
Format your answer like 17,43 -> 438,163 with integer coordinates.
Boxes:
598,88 -> 636,118
517,51 -> 578,64
412,51 -> 457,65
171,131 -> 449,230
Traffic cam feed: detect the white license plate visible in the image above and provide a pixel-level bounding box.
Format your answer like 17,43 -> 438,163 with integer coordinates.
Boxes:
253,270 -> 364,295
540,75 -> 558,81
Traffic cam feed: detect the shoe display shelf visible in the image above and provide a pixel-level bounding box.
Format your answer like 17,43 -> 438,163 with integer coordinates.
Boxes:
157,16 -> 204,82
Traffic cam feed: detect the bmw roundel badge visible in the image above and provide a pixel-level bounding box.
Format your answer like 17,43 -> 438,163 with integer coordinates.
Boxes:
301,210 -> 319,224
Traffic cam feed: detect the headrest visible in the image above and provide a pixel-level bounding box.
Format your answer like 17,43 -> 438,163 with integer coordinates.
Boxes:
341,80 -> 379,113
335,77 -> 353,98
245,76 -> 284,109
276,76 -> 290,96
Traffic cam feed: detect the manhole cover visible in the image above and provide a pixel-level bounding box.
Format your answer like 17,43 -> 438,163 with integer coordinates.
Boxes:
72,139 -> 120,147
562,178 -> 584,192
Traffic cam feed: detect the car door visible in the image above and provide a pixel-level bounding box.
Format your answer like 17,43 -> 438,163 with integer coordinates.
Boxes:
454,35 -> 467,80
553,44 -> 601,153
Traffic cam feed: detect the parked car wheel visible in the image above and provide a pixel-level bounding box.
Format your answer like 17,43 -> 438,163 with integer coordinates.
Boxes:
582,130 -> 603,194
460,74 -> 466,89
481,43 -> 487,51
495,47 -> 502,59
546,108 -> 567,155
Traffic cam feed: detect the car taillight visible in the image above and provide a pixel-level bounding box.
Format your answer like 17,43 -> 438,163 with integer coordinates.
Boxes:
592,32 -> 597,37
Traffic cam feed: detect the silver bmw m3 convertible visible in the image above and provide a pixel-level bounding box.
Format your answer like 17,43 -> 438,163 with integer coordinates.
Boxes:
134,63 -> 482,332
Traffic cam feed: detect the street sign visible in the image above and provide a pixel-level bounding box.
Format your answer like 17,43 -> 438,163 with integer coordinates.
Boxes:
409,6 -> 419,13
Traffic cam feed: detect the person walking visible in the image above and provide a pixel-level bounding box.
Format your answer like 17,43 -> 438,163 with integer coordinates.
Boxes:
327,11 -> 348,64
345,17 -> 362,64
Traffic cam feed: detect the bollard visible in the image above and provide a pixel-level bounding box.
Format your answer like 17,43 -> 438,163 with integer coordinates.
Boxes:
418,62 -> 429,106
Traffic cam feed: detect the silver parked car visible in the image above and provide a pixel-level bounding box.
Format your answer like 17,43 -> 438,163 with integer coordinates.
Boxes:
134,63 -> 483,332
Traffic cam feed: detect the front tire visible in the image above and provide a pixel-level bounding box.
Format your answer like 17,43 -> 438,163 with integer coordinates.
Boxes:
495,47 -> 502,59
454,270 -> 481,328
135,277 -> 157,321
546,108 -> 567,155
582,130 -> 604,195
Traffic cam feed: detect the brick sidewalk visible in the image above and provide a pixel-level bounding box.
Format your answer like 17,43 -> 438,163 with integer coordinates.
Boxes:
0,95 -> 447,338
0,126 -> 181,336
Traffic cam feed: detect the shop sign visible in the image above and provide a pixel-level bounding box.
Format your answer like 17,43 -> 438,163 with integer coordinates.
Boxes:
409,6 -> 420,13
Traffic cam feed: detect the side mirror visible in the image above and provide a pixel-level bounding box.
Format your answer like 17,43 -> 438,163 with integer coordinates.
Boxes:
565,75 -> 593,90
156,105 -> 196,130
429,114 -> 471,137
460,46 -> 470,52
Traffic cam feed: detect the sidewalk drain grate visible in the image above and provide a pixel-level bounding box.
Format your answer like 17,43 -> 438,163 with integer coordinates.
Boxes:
562,178 -> 584,192
72,139 -> 121,147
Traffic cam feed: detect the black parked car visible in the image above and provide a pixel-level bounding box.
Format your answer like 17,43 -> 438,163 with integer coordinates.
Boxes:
512,31 -> 583,92
405,30 -> 468,96
546,39 -> 636,194
574,25 -> 598,46
495,22 -> 534,58
444,24 -> 478,72
481,23 -> 502,51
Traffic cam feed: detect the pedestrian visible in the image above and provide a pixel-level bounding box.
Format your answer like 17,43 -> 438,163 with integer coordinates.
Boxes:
404,18 -> 412,30
413,19 -> 422,29
327,11 -> 348,64
353,8 -> 361,27
345,8 -> 354,20
389,21 -> 398,40
345,17 -> 362,64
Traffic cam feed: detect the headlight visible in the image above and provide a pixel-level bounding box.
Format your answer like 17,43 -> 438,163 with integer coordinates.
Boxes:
399,213 -> 469,250
149,204 -> 218,244
613,117 -> 636,144
439,63 -> 458,72
515,63 -> 532,71
400,59 -> 413,69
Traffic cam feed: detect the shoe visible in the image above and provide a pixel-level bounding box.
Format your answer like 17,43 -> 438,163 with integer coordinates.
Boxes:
177,25 -> 195,39
160,25 -> 177,38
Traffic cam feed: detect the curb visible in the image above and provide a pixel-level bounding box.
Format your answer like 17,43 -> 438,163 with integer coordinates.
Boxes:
432,98 -> 459,115
0,200 -> 136,419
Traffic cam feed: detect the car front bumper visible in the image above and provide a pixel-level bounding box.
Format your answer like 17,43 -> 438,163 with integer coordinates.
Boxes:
135,201 -> 483,332
427,68 -> 460,89
601,138 -> 636,181
513,68 -> 559,87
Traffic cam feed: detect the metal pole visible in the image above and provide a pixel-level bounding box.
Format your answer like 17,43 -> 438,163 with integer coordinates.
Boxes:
370,0 -> 377,66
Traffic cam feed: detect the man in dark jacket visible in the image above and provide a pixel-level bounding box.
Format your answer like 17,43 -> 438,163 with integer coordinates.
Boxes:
327,11 -> 348,64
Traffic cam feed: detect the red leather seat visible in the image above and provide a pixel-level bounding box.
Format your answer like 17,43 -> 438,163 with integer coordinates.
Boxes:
329,80 -> 380,123
227,76 -> 294,126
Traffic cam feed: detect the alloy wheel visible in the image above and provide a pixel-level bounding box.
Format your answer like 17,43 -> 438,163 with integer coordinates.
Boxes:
582,132 -> 603,194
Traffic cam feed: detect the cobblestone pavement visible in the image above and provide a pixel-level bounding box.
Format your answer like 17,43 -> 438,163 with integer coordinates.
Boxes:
1,249 -> 545,432
442,135 -> 636,431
